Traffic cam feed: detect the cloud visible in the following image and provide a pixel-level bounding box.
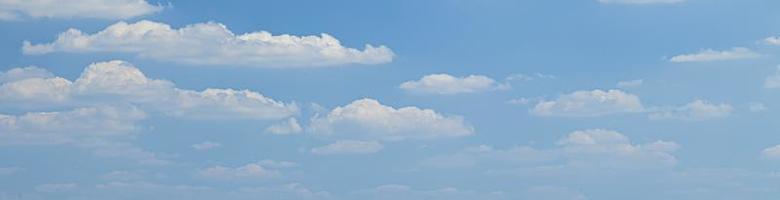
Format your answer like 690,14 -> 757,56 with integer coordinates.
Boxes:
36,183 -> 78,193
616,79 -> 643,88
265,118 -> 303,135
425,129 -> 679,170
764,66 -> 780,89
0,0 -> 161,20
311,140 -> 383,155
749,102 -> 767,112
23,20 -> 394,68
598,0 -> 684,4
531,89 -> 644,117
761,145 -> 780,160
309,98 -> 474,141
0,61 -> 299,119
669,47 -> 760,62
0,166 -> 23,176
353,185 -> 484,200
0,66 -> 52,83
198,163 -> 280,179
0,106 -> 146,145
649,100 -> 733,121
399,74 -> 508,95
192,141 -> 221,151
764,36 -> 780,45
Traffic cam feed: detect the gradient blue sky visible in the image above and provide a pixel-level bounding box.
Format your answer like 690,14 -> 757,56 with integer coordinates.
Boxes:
2,0 -> 780,199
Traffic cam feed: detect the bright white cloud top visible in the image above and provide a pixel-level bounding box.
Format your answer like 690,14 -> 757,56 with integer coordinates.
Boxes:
399,74 -> 507,95
309,98 -> 474,141
669,47 -> 760,62
22,20 -> 395,68
0,0 -> 162,20
531,89 -> 644,117
311,140 -> 384,155
0,60 -> 299,119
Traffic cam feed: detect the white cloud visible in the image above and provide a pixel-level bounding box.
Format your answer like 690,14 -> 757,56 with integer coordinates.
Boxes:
399,74 -> 508,95
0,0 -> 161,20
0,61 -> 299,119
762,145 -> 780,160
669,47 -> 760,62
616,79 -> 643,88
311,140 -> 383,155
649,100 -> 733,121
0,66 -> 52,83
265,118 -> 303,135
424,129 -> 679,170
23,20 -> 394,68
198,163 -> 280,179
598,0 -> 684,4
764,36 -> 780,45
0,106 -> 146,145
192,141 -> 221,150
0,166 -> 23,176
764,66 -> 780,89
531,89 -> 644,117
309,98 -> 474,141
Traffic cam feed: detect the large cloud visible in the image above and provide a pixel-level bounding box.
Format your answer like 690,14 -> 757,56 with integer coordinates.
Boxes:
309,98 -> 474,141
669,47 -> 760,62
0,0 -> 161,20
23,20 -> 394,68
531,89 -> 644,117
0,60 -> 299,119
399,74 -> 508,95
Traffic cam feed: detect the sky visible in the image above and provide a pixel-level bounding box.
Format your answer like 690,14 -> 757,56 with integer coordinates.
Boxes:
2,0 -> 780,199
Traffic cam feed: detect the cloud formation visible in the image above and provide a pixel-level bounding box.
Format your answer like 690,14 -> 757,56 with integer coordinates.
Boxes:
311,140 -> 383,155
198,160 -> 295,179
309,98 -> 474,141
669,47 -> 760,62
0,0 -> 161,20
531,89 -> 644,117
764,66 -> 780,89
399,74 -> 508,95
649,100 -> 733,121
23,20 -> 394,68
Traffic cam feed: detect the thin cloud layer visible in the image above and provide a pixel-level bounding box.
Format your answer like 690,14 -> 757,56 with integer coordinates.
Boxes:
649,100 -> 733,121
0,0 -> 162,20
399,74 -> 507,95
23,20 -> 394,68
309,98 -> 474,141
531,89 -> 644,117
669,47 -> 760,62
0,61 -> 299,119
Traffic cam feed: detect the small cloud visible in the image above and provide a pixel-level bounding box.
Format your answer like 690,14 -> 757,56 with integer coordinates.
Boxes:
0,167 -> 23,176
311,140 -> 384,155
192,141 -> 221,150
265,118 -> 303,135
36,183 -> 78,193
669,47 -> 760,62
764,66 -> 780,89
762,145 -> 780,160
531,89 -> 644,117
649,100 -> 733,121
616,79 -> 643,89
764,36 -> 780,45
400,74 -> 507,95
749,102 -> 767,112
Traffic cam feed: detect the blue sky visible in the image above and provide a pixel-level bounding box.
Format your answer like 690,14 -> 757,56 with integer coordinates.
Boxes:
2,0 -> 780,199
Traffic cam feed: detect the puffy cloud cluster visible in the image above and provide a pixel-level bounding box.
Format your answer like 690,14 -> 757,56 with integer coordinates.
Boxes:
399,74 -> 507,95
531,89 -> 644,117
23,20 -> 394,68
0,0 -> 162,20
309,98 -> 474,141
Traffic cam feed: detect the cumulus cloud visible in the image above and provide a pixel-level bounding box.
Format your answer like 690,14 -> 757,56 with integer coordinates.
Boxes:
265,118 -> 303,135
531,89 -> 644,117
425,129 -> 679,170
311,140 -> 383,155
598,0 -> 684,4
764,36 -> 780,45
23,20 -> 394,68
192,141 -> 221,151
616,79 -> 643,88
762,145 -> 780,160
0,66 -> 52,83
669,47 -> 760,62
399,74 -> 508,95
198,160 -> 295,179
764,66 -> 780,89
0,61 -> 298,119
0,0 -> 162,20
649,100 -> 733,121
308,98 -> 474,141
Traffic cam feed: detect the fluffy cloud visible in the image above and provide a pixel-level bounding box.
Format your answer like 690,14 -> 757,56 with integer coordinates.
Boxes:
649,100 -> 733,121
761,145 -> 780,160
531,89 -> 644,117
309,98 -> 474,141
0,0 -> 161,20
764,66 -> 780,89
23,20 -> 394,68
0,106 -> 146,145
598,0 -> 684,4
198,160 -> 295,179
424,129 -> 679,170
0,66 -> 52,83
0,61 -> 298,119
399,74 -> 508,95
265,118 -> 303,135
669,47 -> 760,62
311,140 -> 383,155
